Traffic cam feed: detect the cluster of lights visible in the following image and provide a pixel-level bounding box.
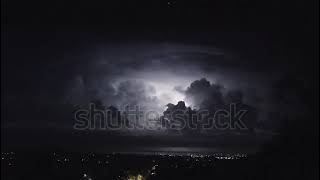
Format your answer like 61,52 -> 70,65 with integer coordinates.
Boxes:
156,152 -> 247,160
1,152 -> 15,167
52,152 -> 115,166
52,152 -> 70,164
3,151 -> 248,179
83,173 -> 93,180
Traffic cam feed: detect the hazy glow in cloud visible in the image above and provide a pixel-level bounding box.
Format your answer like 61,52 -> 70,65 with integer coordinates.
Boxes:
115,70 -> 209,109
113,76 -> 190,112
65,42 -> 230,112
148,81 -> 186,105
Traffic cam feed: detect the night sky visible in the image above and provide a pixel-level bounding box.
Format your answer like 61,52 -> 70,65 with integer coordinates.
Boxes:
1,0 -> 319,154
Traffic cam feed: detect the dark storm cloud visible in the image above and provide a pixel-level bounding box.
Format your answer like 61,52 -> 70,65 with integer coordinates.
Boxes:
183,78 -> 253,111
2,38 -> 311,131
61,42 -> 271,121
184,78 -> 224,109
181,75 -> 314,132
64,43 -> 229,107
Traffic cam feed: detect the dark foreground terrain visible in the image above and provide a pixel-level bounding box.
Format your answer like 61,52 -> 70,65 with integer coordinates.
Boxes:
1,149 -> 317,180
